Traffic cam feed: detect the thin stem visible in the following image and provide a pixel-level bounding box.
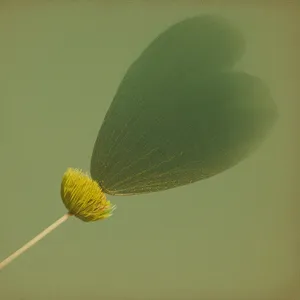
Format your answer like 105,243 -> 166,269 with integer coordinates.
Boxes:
0,212 -> 72,271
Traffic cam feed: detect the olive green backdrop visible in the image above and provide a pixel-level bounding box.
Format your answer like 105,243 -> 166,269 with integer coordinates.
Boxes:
0,2 -> 299,300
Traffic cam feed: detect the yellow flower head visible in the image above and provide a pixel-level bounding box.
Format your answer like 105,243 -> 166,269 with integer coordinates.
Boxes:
60,168 -> 116,222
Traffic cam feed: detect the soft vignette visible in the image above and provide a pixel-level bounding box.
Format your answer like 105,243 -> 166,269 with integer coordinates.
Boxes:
0,1 -> 299,300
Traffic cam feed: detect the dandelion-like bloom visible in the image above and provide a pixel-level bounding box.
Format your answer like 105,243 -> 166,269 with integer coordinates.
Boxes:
60,168 -> 116,222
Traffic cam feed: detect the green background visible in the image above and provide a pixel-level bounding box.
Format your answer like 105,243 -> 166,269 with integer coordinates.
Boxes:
0,2 -> 299,300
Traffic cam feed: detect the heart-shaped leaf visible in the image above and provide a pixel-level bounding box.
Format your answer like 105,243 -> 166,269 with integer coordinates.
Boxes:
91,15 -> 278,195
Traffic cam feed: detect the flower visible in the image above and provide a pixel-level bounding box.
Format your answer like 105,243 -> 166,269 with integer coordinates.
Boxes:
60,168 -> 116,222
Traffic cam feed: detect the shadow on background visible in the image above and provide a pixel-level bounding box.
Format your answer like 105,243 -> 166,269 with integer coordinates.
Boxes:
90,15 -> 278,196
